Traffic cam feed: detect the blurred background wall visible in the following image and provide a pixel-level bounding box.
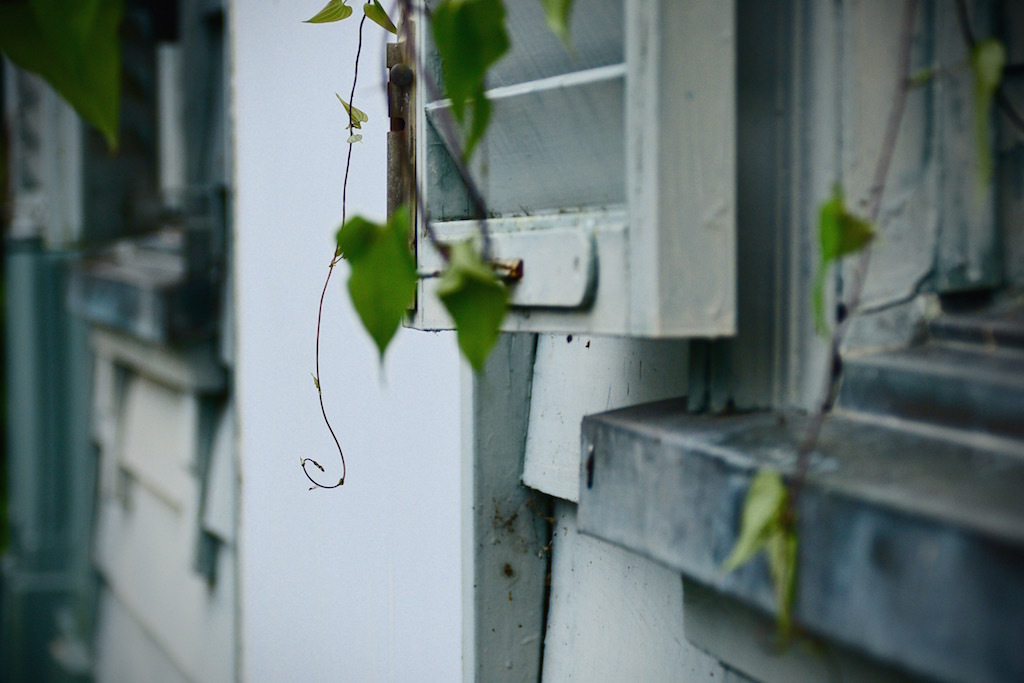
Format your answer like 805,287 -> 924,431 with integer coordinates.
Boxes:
2,1 -> 463,681
231,3 -> 463,680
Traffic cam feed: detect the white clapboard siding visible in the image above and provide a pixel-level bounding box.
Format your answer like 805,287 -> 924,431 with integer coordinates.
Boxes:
118,375 -> 197,509
411,0 -> 736,338
92,354 -> 123,501
94,486 -> 203,680
202,403 -> 235,544
541,502 -> 726,680
93,589 -> 191,683
93,477 -> 235,683
522,334 -> 689,502
90,329 -> 234,683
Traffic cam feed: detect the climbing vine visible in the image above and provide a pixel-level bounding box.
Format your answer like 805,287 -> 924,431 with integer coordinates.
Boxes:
724,0 -> 1024,640
0,0 -> 567,488
300,0 -> 573,488
11,0 -> 1016,644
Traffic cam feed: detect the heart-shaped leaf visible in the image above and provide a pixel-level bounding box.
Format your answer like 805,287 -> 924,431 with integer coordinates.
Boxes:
0,0 -> 123,149
336,93 -> 368,129
363,0 -> 396,34
814,184 -> 875,334
305,0 -> 353,23
431,0 -> 509,160
722,469 -> 788,572
335,204 -> 416,359
819,185 -> 875,263
463,89 -> 491,162
722,468 -> 797,638
766,523 -> 798,638
436,240 -> 509,372
539,0 -> 573,48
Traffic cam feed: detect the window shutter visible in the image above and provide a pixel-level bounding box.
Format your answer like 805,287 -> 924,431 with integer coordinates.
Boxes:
408,0 -> 736,338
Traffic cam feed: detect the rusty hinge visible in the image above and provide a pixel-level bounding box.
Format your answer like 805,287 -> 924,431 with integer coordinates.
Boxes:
386,39 -> 414,221
387,32 -> 416,313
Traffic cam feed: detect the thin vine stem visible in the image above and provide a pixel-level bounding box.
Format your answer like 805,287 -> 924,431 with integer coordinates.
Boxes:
303,1 -> 499,490
303,13 -> 369,490
790,0 -> 919,507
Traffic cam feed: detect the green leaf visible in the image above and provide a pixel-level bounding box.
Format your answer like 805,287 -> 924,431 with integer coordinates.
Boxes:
431,0 -> 509,158
463,88 -> 491,162
431,0 -> 508,121
336,215 -> 375,260
363,0 -> 397,34
972,38 -> 1006,96
766,525 -> 798,638
819,185 -> 875,263
814,185 -> 875,335
347,133 -> 363,144
336,93 -> 368,129
971,38 -> 1006,185
305,0 -> 353,23
722,469 -> 787,572
539,0 -> 573,48
0,0 -> 123,149
335,204 -> 417,358
723,468 -> 798,638
436,240 -> 509,372
907,67 -> 934,89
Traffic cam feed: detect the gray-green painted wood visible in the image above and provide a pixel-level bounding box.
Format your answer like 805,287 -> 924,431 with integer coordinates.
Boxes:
997,1 -> 1024,289
539,502 -> 725,681
841,0 -> 1000,306
684,580 -> 925,683
461,334 -> 549,683
578,396 -> 1024,683
625,0 -> 736,338
3,244 -> 95,682
692,0 -> 798,412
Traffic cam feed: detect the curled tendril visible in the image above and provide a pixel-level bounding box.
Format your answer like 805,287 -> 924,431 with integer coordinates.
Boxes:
305,13 -> 369,491
302,457 -> 344,490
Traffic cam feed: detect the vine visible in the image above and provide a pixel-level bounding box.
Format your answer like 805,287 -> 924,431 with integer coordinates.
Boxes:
723,0 -> 1024,640
7,0 -> 1022,654
6,2 -> 1018,643
299,0 -> 573,488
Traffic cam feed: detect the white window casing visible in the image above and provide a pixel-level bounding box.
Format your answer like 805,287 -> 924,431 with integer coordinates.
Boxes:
409,0 -> 736,338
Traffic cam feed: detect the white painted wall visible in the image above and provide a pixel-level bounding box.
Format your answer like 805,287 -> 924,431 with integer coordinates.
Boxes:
231,4 -> 462,681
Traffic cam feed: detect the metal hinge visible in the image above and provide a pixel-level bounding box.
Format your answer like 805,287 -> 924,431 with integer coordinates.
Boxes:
386,38 -> 414,220
387,33 -> 417,312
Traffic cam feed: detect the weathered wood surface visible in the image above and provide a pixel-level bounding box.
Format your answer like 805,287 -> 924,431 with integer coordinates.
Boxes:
522,334 -> 689,502
462,334 -> 549,682
540,502 -> 725,681
413,0 -> 737,338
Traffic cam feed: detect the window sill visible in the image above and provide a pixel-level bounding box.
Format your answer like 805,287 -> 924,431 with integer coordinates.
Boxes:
67,228 -> 218,346
577,398 -> 1024,683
